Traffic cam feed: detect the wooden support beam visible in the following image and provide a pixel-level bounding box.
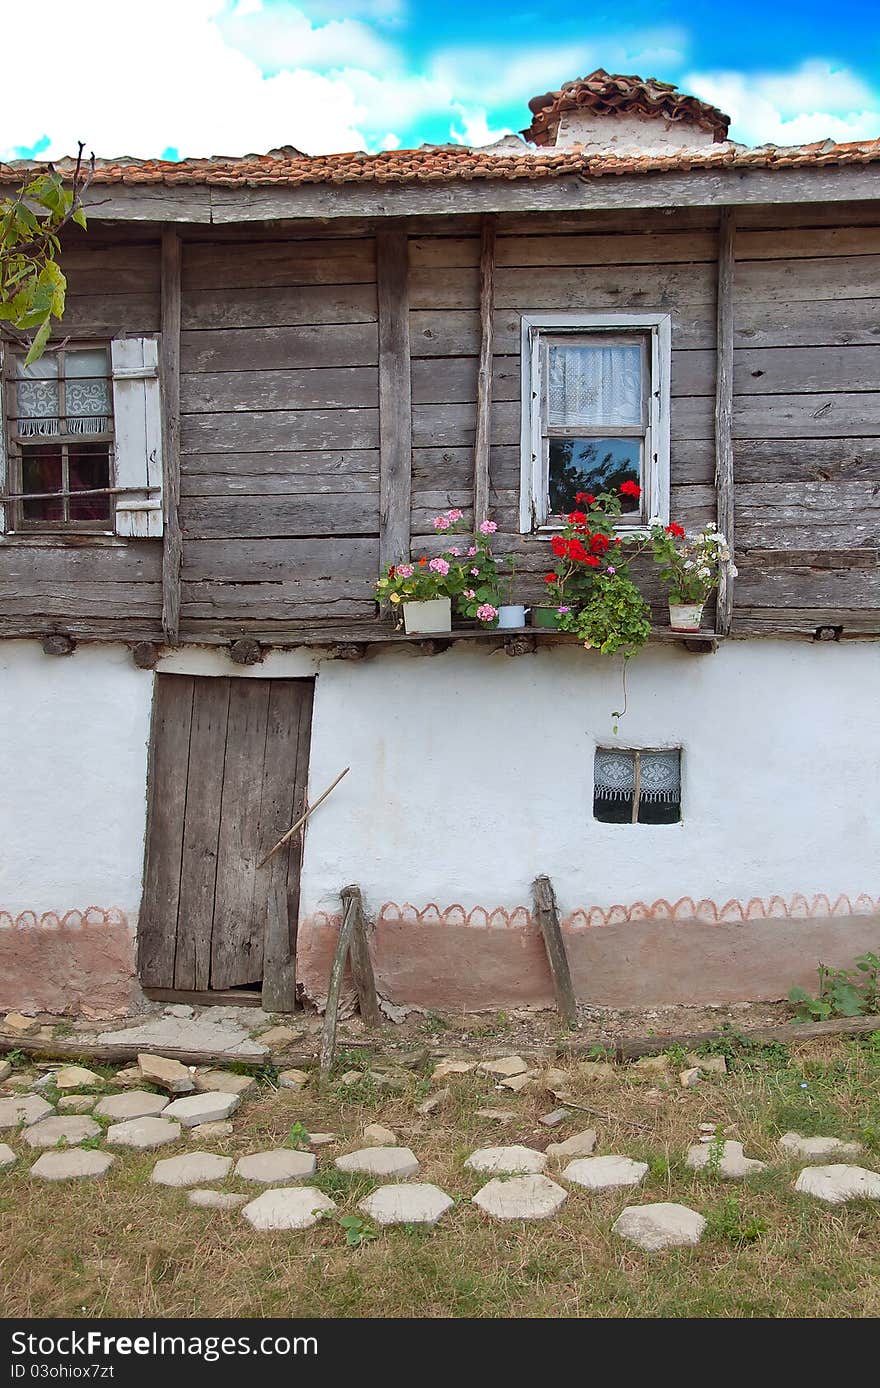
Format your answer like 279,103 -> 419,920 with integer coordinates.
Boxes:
318,884 -> 363,1086
160,229 -> 183,645
41,634 -> 75,657
714,207 -> 736,636
473,215 -> 496,529
229,637 -> 263,665
532,874 -> 578,1029
342,884 -> 381,1029
377,228 -> 412,574
131,641 -> 160,670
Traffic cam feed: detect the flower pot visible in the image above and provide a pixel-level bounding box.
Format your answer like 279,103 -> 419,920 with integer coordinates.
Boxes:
497,604 -> 527,629
531,606 -> 564,630
668,602 -> 705,632
402,597 -> 452,635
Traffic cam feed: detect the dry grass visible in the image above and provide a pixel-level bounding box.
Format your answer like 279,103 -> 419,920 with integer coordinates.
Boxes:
1,1034 -> 879,1319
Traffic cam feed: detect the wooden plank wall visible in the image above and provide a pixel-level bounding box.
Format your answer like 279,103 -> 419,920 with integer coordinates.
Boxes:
0,231 -> 164,640
177,233 -> 380,641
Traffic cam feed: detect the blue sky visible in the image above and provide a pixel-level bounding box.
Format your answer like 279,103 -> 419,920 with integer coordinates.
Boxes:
2,0 -> 879,161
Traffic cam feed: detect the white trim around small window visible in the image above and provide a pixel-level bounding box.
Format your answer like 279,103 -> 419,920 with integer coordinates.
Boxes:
519,312 -> 671,534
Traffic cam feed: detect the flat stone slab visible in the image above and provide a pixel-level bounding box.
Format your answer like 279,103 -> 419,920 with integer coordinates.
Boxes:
359,1183 -> 454,1226
54,1065 -> 104,1090
780,1132 -> 863,1159
57,1095 -> 97,1114
235,1149 -> 317,1184
686,1140 -> 767,1178
473,1174 -> 567,1221
363,1123 -> 398,1145
3,1012 -> 39,1034
102,1016 -> 266,1059
0,1142 -> 17,1168
242,1186 -> 337,1231
189,1120 -> 233,1141
22,1115 -> 101,1149
188,1189 -> 249,1210
137,1055 -> 194,1094
0,1095 -> 54,1130
563,1155 -> 648,1190
162,1092 -> 241,1128
614,1202 -> 706,1251
95,1091 -> 170,1121
794,1163 -> 880,1204
546,1129 -> 597,1161
106,1117 -> 182,1150
432,1059 -> 474,1082
477,1056 -> 528,1078
335,1146 -> 420,1178
151,1152 -> 233,1188
30,1150 -> 115,1181
465,1145 -> 547,1175
194,1070 -> 256,1096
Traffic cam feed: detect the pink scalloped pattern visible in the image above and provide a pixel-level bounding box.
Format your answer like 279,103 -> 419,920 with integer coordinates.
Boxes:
0,907 -> 128,931
306,893 -> 880,932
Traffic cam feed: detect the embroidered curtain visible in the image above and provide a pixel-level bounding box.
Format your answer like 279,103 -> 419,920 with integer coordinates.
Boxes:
16,349 -> 111,437
594,749 -> 681,804
547,343 -> 642,429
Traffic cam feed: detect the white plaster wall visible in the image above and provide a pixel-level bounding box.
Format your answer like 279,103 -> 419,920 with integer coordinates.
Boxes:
298,639 -> 880,917
0,641 -> 154,915
555,110 -> 719,154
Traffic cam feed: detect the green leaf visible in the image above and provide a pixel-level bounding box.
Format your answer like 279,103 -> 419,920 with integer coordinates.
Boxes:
24,318 -> 52,365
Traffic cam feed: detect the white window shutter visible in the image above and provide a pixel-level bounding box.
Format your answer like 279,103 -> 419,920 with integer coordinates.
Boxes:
111,336 -> 163,537
0,344 -> 7,534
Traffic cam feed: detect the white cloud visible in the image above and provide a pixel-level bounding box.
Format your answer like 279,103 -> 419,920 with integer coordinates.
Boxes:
449,107 -> 512,148
217,2 -> 399,74
685,61 -> 880,146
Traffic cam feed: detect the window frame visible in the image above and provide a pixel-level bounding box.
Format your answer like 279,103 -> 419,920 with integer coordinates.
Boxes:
520,312 -> 671,534
592,744 -> 683,826
1,342 -> 116,535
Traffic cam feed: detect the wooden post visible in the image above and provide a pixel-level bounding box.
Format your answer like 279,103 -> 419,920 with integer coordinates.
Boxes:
160,229 -> 182,646
532,874 -> 578,1028
473,215 -> 496,529
318,885 -> 362,1086
377,228 -> 412,574
714,207 -> 736,636
342,884 -> 381,1028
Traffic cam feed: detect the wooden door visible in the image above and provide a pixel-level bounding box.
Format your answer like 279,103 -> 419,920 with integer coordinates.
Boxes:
138,675 -> 314,1002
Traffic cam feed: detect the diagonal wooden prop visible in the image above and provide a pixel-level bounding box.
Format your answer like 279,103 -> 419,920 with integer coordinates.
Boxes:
257,766 -> 350,868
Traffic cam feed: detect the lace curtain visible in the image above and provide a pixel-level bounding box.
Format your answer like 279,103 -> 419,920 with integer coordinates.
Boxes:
16,350 -> 111,437
594,749 -> 681,804
547,343 -> 642,429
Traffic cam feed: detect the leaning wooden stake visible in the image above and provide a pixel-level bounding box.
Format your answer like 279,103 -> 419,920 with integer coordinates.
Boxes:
319,883 -> 381,1085
344,885 -> 381,1028
257,766 -> 349,868
532,874 -> 578,1028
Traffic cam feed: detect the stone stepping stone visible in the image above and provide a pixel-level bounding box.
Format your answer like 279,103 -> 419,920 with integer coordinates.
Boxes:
473,1174 -> 567,1220
58,1096 -> 97,1114
685,1140 -> 767,1178
358,1183 -> 454,1226
106,1117 -> 182,1150
335,1146 -> 420,1178
614,1202 -> 706,1251
235,1150 -> 317,1184
95,1091 -> 170,1121
793,1164 -> 880,1205
162,1092 -> 241,1128
465,1145 -> 546,1175
779,1132 -> 863,1159
363,1124 -> 398,1145
279,1069 -> 311,1090
188,1189 -> 249,1210
0,1142 -> 17,1169
242,1186 -> 337,1231
563,1155 -> 648,1190
30,1150 -> 115,1181
22,1115 -> 100,1150
477,1056 -> 528,1078
307,1133 -> 336,1147
138,1054 -> 194,1094
151,1151 -> 233,1188
54,1066 -> 104,1090
194,1070 -> 256,1096
432,1059 -> 474,1082
189,1121 -> 233,1141
546,1129 -> 597,1161
0,1095 -> 54,1130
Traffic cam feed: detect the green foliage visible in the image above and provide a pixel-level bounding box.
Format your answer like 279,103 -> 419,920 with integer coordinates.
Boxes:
0,150 -> 91,363
557,570 -> 651,656
704,1130 -> 725,1180
285,1122 -> 311,1149
336,1214 -> 378,1248
705,1195 -> 767,1245
649,522 -> 730,605
789,954 -> 880,1022
421,1011 -> 450,1036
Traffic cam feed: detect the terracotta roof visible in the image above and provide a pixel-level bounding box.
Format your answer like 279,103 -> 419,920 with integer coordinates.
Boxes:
522,69 -> 730,146
3,136 -> 880,191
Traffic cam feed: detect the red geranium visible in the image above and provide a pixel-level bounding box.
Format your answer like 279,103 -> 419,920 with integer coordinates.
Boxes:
620,480 -> 642,498
418,556 -> 427,566
544,571 -> 558,584
665,522 -> 685,537
575,492 -> 596,504
583,555 -> 600,567
567,537 -> 588,562
550,535 -> 568,557
590,533 -> 609,554
567,510 -> 588,527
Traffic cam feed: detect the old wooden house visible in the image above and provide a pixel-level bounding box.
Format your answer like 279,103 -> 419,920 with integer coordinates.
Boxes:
1,71 -> 878,1018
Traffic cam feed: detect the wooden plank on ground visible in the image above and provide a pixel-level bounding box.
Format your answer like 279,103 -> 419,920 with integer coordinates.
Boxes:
342,885 -> 381,1028
138,675 -> 194,988
532,875 -> 578,1028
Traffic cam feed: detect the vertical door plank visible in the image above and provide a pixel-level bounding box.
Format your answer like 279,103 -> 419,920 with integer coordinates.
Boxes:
285,681 -> 314,983
210,678 -> 271,988
138,675 -> 194,988
258,681 -> 311,1012
173,677 -> 231,990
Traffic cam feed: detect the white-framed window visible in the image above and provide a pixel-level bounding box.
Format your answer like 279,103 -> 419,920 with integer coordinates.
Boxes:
0,336 -> 163,538
519,312 -> 671,533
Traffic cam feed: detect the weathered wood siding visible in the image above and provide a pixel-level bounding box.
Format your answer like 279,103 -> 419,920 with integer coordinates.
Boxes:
178,234 -> 380,640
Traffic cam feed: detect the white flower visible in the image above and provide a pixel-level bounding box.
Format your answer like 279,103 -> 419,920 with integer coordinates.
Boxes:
698,566 -> 711,578
729,563 -> 739,578
706,521 -> 717,530
683,560 -> 695,570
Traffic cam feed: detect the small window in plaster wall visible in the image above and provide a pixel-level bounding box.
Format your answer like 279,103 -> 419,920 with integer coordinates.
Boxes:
593,747 -> 681,825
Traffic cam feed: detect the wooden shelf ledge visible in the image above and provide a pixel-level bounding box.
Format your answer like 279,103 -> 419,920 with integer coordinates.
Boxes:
317,626 -> 722,659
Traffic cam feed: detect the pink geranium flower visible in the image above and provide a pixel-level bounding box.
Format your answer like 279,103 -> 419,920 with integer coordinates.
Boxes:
396,563 -> 414,578
429,557 -> 450,576
467,546 -> 477,557
446,508 -> 463,522
463,588 -> 476,599
470,567 -> 480,576
479,520 -> 497,535
432,515 -> 451,530
476,603 -> 498,622
448,546 -> 461,556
